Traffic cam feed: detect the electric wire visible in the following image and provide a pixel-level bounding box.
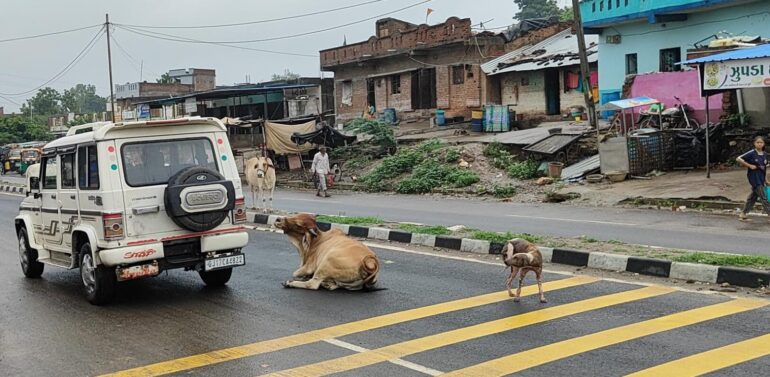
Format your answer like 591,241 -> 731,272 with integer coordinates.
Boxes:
115,0 -> 431,44
115,25 -> 319,58
0,94 -> 21,106
0,26 -> 104,96
0,24 -> 101,44
109,32 -> 163,79
119,0 -> 385,29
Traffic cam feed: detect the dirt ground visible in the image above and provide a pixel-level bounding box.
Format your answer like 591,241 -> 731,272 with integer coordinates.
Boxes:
274,141 -> 554,202
558,166 -> 751,207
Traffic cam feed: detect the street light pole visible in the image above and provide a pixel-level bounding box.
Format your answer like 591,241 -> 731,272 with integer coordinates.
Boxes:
105,14 -> 116,122
571,0 -> 597,130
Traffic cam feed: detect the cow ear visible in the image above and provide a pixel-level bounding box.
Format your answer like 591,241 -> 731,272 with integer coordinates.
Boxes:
302,232 -> 311,251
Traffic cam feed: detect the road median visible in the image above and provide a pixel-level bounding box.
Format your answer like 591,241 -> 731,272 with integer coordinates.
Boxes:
249,211 -> 770,289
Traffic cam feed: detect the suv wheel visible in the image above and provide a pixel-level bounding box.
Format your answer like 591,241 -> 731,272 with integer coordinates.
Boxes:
199,268 -> 233,287
18,228 -> 44,278
79,243 -> 116,305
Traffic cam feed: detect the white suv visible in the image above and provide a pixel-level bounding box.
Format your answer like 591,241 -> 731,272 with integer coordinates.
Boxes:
15,117 -> 249,305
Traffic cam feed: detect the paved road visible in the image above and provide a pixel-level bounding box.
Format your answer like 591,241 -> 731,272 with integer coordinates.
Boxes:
249,188 -> 770,256
6,173 -> 769,254
1,193 -> 769,376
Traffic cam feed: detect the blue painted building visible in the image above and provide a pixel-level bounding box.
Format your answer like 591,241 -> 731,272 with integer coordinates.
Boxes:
580,0 -> 770,106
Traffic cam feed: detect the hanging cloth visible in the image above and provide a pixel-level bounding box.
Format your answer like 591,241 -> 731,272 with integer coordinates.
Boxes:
576,72 -> 584,93
589,71 -> 599,88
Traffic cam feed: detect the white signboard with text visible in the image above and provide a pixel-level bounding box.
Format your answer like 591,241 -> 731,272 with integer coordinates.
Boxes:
703,58 -> 770,90
184,98 -> 197,114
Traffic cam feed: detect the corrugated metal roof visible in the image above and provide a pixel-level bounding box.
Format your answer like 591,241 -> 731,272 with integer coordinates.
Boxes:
480,44 -> 533,74
523,134 -> 581,155
482,29 -> 598,75
681,43 -> 770,64
136,84 -> 317,105
561,154 -> 600,181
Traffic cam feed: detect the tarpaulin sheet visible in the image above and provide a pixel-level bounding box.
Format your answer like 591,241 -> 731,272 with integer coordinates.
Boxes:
265,120 -> 316,154
291,124 -> 357,148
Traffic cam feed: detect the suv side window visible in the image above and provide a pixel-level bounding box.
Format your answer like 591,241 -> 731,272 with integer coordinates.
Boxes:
42,156 -> 58,190
60,153 -> 76,189
78,146 -> 99,189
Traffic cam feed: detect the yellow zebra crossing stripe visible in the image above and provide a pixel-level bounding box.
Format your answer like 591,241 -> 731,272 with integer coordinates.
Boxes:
441,298 -> 769,377
100,275 -> 596,377
258,286 -> 674,377
626,333 -> 770,377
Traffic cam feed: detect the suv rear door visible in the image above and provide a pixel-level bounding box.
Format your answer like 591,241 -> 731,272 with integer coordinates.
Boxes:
39,155 -> 64,251
116,135 -> 224,238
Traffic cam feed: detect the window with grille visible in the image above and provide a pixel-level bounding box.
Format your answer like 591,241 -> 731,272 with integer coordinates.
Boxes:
659,48 -> 681,72
391,75 -> 401,94
452,66 -> 465,85
626,53 -> 638,75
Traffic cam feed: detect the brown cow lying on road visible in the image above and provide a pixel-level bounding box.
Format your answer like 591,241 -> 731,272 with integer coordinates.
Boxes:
274,214 -> 380,291
503,238 -> 546,303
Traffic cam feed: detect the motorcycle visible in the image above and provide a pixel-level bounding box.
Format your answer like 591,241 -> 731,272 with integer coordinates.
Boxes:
660,96 -> 700,130
634,97 -> 700,130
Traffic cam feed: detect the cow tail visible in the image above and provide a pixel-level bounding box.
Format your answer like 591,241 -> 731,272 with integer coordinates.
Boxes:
361,255 -> 381,290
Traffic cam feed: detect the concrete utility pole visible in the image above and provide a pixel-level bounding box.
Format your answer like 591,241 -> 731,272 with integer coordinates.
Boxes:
106,14 -> 116,122
571,0 -> 597,130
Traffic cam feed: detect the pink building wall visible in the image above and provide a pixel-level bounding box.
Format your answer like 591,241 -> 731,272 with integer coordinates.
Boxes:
629,70 -> 722,124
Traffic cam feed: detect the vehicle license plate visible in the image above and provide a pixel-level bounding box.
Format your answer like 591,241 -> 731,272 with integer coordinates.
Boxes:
205,254 -> 245,271
117,262 -> 160,281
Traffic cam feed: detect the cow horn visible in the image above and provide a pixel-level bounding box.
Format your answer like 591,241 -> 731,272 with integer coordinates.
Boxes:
308,227 -> 318,237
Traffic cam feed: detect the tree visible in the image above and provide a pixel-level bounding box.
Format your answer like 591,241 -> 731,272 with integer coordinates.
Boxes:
514,0 -> 561,21
61,84 -> 107,114
20,87 -> 62,117
271,69 -> 302,81
0,115 -> 51,144
560,6 -> 574,21
156,73 -> 178,84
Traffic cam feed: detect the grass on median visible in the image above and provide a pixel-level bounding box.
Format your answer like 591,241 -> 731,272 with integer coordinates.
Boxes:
672,252 -> 770,269
315,215 -> 384,225
312,215 -> 769,271
471,230 -> 542,244
398,224 -> 451,236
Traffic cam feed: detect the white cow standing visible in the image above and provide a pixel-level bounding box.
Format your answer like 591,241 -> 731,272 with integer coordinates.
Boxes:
245,156 -> 276,212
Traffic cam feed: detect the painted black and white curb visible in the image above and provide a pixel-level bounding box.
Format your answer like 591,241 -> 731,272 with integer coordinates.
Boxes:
0,184 -> 25,194
251,213 -> 770,289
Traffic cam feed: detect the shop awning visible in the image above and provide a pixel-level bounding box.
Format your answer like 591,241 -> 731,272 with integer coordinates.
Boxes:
680,43 -> 770,64
600,96 -> 659,111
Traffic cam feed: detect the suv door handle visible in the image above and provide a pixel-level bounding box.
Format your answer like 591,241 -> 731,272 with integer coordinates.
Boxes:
70,194 -> 76,200
50,194 -> 56,199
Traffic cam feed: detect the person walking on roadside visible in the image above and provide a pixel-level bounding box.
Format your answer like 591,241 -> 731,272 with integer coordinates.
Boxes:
736,136 -> 770,221
311,146 -> 331,198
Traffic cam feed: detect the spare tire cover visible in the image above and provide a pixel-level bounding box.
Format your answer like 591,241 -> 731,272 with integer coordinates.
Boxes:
164,166 -> 236,232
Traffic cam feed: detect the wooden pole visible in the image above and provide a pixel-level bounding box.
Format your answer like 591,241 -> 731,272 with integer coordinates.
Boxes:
571,0 -> 597,130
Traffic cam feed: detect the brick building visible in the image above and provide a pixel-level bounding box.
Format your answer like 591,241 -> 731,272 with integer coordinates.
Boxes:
114,68 -> 216,120
320,17 -> 574,124
482,28 -> 599,120
321,17 -> 509,124
167,68 -> 216,91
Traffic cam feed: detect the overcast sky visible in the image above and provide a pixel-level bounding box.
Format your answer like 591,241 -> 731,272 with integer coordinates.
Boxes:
0,0 -> 572,112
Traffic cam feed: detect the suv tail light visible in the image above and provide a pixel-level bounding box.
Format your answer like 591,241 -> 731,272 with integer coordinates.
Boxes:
103,212 -> 125,240
233,198 -> 247,224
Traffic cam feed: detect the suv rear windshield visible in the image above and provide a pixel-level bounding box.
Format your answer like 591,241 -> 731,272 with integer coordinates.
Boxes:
121,138 -> 218,187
